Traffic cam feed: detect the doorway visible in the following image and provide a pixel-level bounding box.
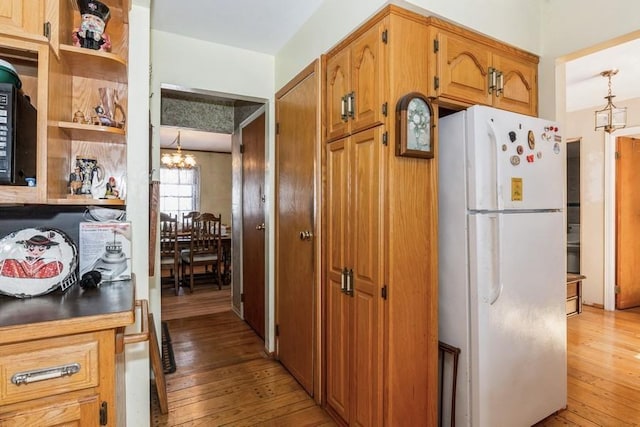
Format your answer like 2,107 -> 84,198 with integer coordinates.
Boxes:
566,139 -> 580,274
157,85 -> 268,332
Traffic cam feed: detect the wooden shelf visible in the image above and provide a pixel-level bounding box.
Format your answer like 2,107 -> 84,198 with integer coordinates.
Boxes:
55,121 -> 126,143
59,44 -> 127,83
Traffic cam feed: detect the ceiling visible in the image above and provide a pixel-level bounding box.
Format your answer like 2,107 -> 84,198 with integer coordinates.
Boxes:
151,1 -> 639,133
151,0 -> 324,55
565,38 -> 640,112
160,126 -> 232,154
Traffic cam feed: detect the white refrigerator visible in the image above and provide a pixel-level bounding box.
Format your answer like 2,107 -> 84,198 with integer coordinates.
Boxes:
438,105 -> 566,426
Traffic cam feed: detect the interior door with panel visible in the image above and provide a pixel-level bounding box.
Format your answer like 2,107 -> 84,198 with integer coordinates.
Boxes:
275,63 -> 317,395
242,111 -> 266,339
616,136 -> 640,309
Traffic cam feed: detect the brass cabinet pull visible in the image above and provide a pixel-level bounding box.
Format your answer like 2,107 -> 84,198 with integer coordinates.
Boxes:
341,95 -> 348,122
11,363 -> 81,385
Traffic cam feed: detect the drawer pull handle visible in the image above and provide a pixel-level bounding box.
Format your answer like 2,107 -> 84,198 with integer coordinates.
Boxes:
11,362 -> 81,385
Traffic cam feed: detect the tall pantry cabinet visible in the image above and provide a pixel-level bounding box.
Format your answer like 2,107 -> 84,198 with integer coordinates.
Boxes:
324,6 -> 438,426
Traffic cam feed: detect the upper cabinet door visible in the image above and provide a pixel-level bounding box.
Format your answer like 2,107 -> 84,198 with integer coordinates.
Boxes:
326,49 -> 351,142
325,18 -> 386,142
492,53 -> 537,116
349,20 -> 385,135
0,0 -> 44,41
435,30 -> 492,106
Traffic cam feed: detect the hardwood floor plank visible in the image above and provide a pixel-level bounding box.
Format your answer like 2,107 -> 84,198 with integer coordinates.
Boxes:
154,291 -> 640,426
152,288 -> 335,427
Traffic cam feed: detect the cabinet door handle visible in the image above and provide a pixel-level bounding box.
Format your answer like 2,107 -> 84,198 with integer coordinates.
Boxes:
12,363 -> 81,385
341,95 -> 348,122
496,71 -> 504,97
346,269 -> 354,296
488,67 -> 496,94
341,268 -> 348,293
347,92 -> 355,118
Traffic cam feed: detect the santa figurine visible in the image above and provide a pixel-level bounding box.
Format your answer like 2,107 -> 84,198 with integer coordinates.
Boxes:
73,0 -> 111,51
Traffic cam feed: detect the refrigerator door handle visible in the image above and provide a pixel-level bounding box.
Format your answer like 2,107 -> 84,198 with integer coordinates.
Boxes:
486,120 -> 500,210
489,215 -> 504,305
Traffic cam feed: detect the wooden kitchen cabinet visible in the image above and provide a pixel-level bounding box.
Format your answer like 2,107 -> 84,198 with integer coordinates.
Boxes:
430,19 -> 538,116
325,18 -> 385,142
326,127 -> 384,426
0,0 -> 129,206
0,0 -> 46,43
0,280 -> 137,426
323,6 -> 437,426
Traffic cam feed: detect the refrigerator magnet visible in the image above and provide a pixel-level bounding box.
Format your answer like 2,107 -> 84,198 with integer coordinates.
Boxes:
510,155 -> 520,166
395,92 -> 434,159
528,130 -> 536,149
511,177 -> 523,201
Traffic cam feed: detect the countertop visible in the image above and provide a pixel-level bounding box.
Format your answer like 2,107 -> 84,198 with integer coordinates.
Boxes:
0,279 -> 135,345
566,273 -> 586,284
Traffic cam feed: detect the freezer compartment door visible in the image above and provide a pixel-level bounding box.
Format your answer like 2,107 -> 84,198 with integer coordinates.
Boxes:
468,211 -> 566,426
466,105 -> 564,211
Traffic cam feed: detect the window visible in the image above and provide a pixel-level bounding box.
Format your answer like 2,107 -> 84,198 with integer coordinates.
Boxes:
160,167 -> 200,221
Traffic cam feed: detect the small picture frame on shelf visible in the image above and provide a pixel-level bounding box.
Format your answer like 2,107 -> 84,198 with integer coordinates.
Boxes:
395,92 -> 434,159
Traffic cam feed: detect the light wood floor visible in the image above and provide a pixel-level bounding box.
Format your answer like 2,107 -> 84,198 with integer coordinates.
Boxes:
535,305 -> 640,426
154,285 -> 640,426
152,285 -> 335,426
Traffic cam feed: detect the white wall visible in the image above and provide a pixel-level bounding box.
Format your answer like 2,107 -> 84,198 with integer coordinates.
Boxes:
126,2 -> 151,426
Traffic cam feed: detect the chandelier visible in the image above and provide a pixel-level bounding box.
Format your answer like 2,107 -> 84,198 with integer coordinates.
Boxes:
594,69 -> 627,133
161,131 -> 196,168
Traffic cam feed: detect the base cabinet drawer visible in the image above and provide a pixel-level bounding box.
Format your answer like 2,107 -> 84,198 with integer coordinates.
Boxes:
0,333 -> 100,406
0,393 -> 100,426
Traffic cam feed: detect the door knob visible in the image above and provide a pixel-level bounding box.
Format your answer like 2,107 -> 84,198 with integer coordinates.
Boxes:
299,230 -> 313,241
256,223 -> 265,231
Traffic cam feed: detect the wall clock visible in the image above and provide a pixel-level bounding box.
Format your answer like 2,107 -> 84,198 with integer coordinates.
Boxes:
396,92 -> 434,159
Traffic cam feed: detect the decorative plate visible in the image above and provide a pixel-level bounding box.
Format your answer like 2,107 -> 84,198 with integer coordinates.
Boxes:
0,228 -> 78,298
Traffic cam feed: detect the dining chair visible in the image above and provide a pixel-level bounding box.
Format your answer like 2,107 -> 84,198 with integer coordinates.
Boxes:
180,212 -> 223,292
181,211 -> 200,232
159,212 -> 180,294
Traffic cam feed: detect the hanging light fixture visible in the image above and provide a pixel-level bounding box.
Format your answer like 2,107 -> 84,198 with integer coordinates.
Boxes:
161,131 -> 196,168
594,69 -> 627,133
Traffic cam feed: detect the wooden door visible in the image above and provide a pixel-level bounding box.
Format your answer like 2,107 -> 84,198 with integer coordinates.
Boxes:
242,112 -> 266,339
616,136 -> 640,309
325,137 -> 351,423
326,48 -> 351,142
275,65 -> 317,394
349,127 -> 383,426
435,30 -> 492,106
492,53 -> 537,116
350,19 -> 385,135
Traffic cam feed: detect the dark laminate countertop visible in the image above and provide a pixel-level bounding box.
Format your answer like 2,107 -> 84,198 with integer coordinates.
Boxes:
0,279 -> 135,344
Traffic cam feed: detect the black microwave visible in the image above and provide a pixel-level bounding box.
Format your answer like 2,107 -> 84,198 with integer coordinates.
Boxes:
0,83 -> 37,185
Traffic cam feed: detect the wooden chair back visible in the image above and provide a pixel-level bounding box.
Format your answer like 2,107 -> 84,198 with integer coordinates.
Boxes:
160,212 -> 180,294
182,211 -> 200,232
181,212 -> 223,291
